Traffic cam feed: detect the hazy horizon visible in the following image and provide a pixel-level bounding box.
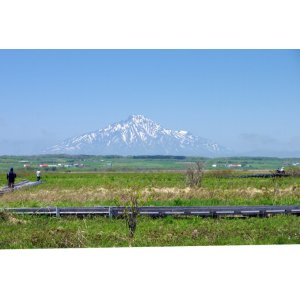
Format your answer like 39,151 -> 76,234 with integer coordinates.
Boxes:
0,50 -> 299,157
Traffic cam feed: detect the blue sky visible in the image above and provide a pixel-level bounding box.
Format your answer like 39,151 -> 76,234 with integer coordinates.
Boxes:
0,49 -> 299,156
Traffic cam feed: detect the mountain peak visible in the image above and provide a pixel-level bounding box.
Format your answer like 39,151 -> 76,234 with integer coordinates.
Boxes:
47,115 -> 232,156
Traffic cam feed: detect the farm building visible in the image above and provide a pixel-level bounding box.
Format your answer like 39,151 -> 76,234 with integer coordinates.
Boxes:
227,164 -> 242,168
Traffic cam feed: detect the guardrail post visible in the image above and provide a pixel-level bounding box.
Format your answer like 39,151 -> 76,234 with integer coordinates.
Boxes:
56,207 -> 60,218
259,210 -> 266,218
109,206 -> 112,219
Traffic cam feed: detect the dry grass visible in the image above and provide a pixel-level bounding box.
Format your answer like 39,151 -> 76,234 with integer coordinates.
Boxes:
0,211 -> 27,224
1,185 -> 300,205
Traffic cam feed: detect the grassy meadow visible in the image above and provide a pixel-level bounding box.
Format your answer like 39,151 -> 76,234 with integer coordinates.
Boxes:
1,155 -> 300,248
1,213 -> 300,249
1,171 -> 300,208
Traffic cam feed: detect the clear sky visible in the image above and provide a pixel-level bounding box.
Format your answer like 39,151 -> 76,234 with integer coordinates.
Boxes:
0,49 -> 299,156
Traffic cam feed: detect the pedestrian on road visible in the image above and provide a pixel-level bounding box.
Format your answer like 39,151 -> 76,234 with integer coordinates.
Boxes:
7,167 -> 17,188
36,170 -> 41,181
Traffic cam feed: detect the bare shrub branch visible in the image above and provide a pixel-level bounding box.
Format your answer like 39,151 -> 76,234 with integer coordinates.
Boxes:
185,161 -> 204,188
121,190 -> 140,238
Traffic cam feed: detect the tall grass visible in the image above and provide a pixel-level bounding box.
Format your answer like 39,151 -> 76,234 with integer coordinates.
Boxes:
0,214 -> 299,248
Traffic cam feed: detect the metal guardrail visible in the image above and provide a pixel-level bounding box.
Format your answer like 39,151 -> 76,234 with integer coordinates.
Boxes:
3,205 -> 300,218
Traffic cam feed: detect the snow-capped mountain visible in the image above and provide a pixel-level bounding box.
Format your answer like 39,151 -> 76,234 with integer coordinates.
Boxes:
47,115 -> 232,156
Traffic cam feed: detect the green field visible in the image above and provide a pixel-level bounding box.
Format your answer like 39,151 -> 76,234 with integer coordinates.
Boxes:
1,155 -> 300,248
1,213 -> 299,249
1,154 -> 300,172
1,171 -> 300,208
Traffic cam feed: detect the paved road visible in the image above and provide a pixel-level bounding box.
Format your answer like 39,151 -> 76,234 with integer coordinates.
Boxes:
3,205 -> 300,217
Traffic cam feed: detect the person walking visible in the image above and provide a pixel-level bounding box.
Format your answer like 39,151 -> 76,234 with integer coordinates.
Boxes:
36,170 -> 41,181
7,167 -> 17,188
